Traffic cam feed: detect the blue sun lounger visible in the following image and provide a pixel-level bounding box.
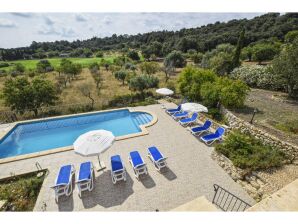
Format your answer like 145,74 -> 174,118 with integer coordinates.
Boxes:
76,161 -> 94,197
51,164 -> 75,202
201,127 -> 225,145
129,151 -> 148,179
172,111 -> 189,120
111,155 -> 127,184
179,113 -> 199,126
147,146 -> 167,171
190,120 -> 212,135
166,104 -> 181,115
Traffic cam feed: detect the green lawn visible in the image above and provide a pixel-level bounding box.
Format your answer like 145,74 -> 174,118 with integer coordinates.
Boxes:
1,56 -> 116,71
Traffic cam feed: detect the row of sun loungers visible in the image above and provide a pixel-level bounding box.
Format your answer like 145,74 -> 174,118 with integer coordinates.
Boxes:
166,104 -> 225,145
52,146 -> 167,202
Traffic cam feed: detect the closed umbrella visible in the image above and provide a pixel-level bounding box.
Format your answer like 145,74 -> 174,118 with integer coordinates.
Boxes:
156,88 -> 174,109
181,103 -> 208,113
74,130 -> 115,171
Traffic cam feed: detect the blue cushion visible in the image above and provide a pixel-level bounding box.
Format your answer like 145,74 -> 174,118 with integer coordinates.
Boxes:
111,155 -> 124,171
78,162 -> 92,181
191,126 -> 206,132
148,146 -> 163,161
180,117 -> 191,123
56,165 -> 72,185
201,133 -> 219,141
173,111 -> 188,117
130,151 -> 144,167
192,120 -> 212,132
201,127 -> 224,141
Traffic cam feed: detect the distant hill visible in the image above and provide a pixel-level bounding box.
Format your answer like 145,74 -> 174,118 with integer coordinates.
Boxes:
1,13 -> 298,61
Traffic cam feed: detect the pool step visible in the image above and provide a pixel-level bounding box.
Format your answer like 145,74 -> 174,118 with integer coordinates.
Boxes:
133,113 -> 152,126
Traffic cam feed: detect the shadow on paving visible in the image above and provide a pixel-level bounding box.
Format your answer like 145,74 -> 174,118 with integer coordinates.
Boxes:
139,174 -> 156,189
80,170 -> 134,209
161,167 -> 177,181
58,174 -> 75,211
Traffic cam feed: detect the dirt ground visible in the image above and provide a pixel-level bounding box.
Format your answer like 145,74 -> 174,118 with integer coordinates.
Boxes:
231,88 -> 298,145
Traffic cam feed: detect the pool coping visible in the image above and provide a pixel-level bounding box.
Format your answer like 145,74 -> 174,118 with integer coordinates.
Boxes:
0,107 -> 158,164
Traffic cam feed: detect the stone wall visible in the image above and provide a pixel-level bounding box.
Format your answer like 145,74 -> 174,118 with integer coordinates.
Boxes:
220,106 -> 298,162
212,151 -> 269,202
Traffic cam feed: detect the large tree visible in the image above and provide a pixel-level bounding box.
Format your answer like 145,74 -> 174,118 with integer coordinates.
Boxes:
2,77 -> 58,116
128,74 -> 159,95
139,62 -> 160,75
272,38 -> 298,98
164,50 -> 186,69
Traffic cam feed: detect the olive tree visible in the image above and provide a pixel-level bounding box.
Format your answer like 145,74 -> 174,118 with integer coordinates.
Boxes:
128,74 -> 159,95
2,77 -> 58,116
114,70 -> 128,85
272,39 -> 298,98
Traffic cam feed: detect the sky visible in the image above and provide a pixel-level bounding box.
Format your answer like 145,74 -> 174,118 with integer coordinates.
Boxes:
0,13 -> 264,48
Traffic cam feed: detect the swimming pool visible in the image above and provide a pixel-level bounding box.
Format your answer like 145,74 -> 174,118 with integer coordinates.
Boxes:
0,109 -> 154,160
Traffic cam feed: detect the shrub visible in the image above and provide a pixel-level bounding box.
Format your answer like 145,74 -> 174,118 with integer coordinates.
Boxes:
0,62 -> 9,68
200,77 -> 250,109
178,66 -> 217,101
230,65 -> 283,91
128,74 -> 159,94
127,50 -> 140,61
219,78 -> 250,109
139,62 -> 159,75
36,60 -> 54,73
164,50 -> 186,68
215,131 -> 285,171
252,43 -> 280,64
108,92 -> 155,107
95,51 -> 104,58
209,52 -> 233,75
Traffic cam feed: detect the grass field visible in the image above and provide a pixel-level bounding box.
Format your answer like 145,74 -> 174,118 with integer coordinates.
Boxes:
0,56 -> 116,71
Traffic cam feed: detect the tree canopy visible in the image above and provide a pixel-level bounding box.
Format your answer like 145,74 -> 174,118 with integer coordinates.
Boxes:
1,13 -> 297,61
2,77 -> 58,116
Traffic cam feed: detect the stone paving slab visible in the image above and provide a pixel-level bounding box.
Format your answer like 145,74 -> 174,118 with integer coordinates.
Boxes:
0,104 -> 255,211
171,196 -> 219,211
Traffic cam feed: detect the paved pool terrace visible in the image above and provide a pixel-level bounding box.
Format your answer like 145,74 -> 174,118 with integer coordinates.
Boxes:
0,103 -> 255,211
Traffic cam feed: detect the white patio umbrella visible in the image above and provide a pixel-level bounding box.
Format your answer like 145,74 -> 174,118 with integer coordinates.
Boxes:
181,103 -> 208,113
156,88 -> 174,96
156,88 -> 174,109
74,130 -> 115,171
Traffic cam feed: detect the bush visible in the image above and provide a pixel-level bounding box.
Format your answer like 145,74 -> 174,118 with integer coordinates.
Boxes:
215,131 -> 285,171
230,65 -> 283,91
178,66 -> 217,101
127,50 -> 140,61
36,59 -> 54,73
200,77 -> 250,109
207,108 -> 223,121
95,51 -> 104,58
209,52 -> 233,75
164,50 -> 186,68
128,74 -> 159,93
251,43 -> 280,64
0,62 -> 9,68
108,92 -> 155,107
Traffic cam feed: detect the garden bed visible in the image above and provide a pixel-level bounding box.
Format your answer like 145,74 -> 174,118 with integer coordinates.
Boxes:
0,170 -> 47,211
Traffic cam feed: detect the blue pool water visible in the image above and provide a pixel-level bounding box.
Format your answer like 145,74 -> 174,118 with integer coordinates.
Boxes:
0,109 -> 153,159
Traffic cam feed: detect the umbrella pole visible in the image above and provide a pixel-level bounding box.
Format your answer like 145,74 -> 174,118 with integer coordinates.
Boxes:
96,154 -> 106,172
